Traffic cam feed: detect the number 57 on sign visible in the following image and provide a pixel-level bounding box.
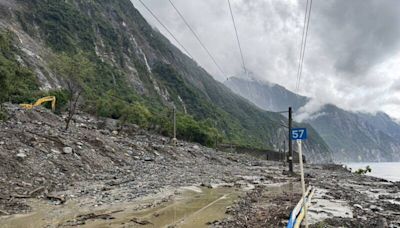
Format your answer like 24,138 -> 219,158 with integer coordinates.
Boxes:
291,128 -> 307,140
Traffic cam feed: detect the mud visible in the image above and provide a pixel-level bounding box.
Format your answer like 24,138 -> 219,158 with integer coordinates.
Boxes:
1,187 -> 240,228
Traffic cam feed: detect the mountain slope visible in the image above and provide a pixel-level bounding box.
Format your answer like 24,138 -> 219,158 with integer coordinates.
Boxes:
225,76 -> 308,112
225,77 -> 400,162
0,0 -> 332,162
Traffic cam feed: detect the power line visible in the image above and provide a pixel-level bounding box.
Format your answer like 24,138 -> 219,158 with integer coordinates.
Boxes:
298,0 -> 313,89
227,0 -> 247,76
295,0 -> 309,90
296,0 -> 313,91
168,0 -> 226,77
136,0 -> 194,59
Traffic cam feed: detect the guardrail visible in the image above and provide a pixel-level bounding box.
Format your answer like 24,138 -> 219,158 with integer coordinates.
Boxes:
286,186 -> 315,228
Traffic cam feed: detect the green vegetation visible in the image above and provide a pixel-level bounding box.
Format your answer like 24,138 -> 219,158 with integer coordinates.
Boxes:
32,1 -> 95,53
355,165 -> 372,175
1,0 -> 331,155
0,31 -> 39,104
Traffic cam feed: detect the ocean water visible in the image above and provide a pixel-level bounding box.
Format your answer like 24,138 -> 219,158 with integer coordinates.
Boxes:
345,162 -> 400,182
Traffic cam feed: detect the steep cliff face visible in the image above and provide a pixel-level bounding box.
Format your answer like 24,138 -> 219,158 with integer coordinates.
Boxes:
309,105 -> 400,162
225,77 -> 400,162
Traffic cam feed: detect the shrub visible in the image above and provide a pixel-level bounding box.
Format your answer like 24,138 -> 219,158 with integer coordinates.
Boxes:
119,103 -> 152,128
176,114 -> 219,147
355,165 -> 372,175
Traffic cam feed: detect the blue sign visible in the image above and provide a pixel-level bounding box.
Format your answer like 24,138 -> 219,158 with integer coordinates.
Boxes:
291,128 -> 307,140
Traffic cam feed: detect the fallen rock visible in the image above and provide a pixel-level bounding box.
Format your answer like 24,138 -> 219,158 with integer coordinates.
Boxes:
46,194 -> 66,205
16,151 -> 27,159
63,147 -> 73,154
51,149 -> 61,154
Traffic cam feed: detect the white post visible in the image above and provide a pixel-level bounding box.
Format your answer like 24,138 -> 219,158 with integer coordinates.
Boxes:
297,139 -> 308,228
172,107 -> 177,146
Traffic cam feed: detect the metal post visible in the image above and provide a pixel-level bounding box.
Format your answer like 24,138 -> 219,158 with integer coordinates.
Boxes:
297,139 -> 308,228
288,107 -> 293,173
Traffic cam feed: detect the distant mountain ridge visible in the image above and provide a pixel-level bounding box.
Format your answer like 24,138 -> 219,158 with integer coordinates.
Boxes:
225,77 -> 400,162
225,76 -> 308,112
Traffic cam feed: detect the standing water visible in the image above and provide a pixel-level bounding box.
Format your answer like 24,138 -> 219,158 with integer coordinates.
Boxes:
345,162 -> 400,182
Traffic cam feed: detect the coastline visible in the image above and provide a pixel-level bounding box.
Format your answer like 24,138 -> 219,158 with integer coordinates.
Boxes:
345,162 -> 400,182
214,164 -> 400,227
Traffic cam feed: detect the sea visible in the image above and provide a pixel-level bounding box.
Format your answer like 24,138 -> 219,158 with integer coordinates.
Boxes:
345,162 -> 400,182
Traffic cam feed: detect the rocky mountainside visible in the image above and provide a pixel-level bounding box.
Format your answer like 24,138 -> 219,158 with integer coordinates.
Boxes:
225,77 -> 400,162
0,0 -> 332,162
225,76 -> 308,112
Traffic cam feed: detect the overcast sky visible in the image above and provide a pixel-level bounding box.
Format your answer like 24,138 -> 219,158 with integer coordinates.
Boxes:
131,0 -> 400,120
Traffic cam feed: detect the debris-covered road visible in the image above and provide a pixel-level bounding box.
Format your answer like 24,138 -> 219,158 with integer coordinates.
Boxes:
0,104 -> 399,227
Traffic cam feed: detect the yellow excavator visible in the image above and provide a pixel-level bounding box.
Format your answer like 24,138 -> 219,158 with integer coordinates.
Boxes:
20,96 -> 56,112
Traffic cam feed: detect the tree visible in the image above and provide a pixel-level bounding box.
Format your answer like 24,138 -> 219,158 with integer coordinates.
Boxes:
64,79 -> 82,130
51,52 -> 94,130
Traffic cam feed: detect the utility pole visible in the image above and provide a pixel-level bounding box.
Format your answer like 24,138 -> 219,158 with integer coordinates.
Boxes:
288,107 -> 293,173
283,139 -> 286,166
172,107 -> 177,146
214,121 -> 218,151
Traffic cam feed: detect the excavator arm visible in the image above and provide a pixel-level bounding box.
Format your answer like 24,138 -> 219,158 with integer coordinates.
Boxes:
20,96 -> 56,112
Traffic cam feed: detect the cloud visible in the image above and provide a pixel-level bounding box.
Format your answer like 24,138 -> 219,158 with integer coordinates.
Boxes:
131,0 -> 400,120
313,0 -> 400,75
295,99 -> 327,122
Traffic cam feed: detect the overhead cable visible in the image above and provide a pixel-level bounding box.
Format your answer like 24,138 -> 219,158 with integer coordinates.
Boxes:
137,0 -> 193,59
296,0 -> 313,91
227,0 -> 247,77
168,0 -> 226,77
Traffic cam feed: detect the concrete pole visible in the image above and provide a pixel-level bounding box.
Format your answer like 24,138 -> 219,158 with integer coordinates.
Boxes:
214,121 -> 218,151
288,107 -> 293,173
283,139 -> 286,166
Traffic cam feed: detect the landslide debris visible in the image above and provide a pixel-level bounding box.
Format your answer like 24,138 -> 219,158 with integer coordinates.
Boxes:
0,104 -> 284,215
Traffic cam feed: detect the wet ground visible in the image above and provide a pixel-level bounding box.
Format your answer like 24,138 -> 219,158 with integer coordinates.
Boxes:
1,186 -> 240,228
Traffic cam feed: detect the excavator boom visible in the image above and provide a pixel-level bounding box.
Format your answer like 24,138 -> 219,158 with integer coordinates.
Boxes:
20,96 -> 56,112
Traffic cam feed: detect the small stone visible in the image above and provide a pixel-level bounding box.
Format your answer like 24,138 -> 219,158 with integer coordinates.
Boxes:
0,141 -> 4,145
51,149 -> 61,154
192,145 -> 200,150
112,130 -> 119,135
63,147 -> 73,154
76,142 -> 83,146
144,157 -> 154,162
16,151 -> 27,158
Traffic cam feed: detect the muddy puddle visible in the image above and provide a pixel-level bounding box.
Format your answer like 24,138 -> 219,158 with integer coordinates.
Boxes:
0,186 -> 240,228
